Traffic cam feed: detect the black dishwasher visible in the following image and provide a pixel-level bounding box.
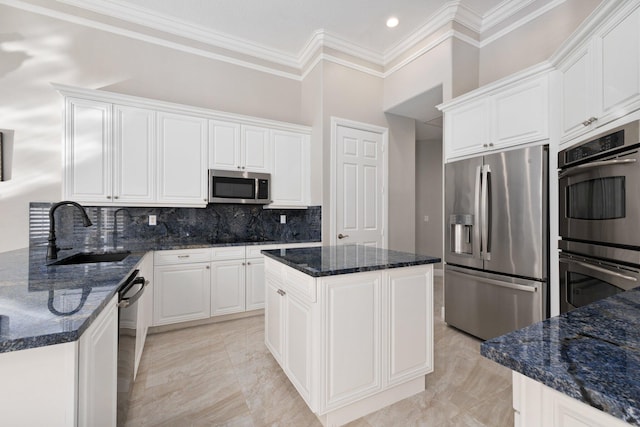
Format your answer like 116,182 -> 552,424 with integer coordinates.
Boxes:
117,269 -> 147,427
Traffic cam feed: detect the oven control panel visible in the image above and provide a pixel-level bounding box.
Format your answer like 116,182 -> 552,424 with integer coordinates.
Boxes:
563,129 -> 624,165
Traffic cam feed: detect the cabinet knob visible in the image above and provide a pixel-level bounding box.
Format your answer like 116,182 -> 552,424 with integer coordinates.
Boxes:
237,166 -> 241,169
114,196 -> 119,199
489,143 -> 494,147
246,262 -> 251,265
242,166 -> 245,170
483,144 -> 488,148
242,262 -> 246,266
206,265 -> 210,269
106,195 -> 112,199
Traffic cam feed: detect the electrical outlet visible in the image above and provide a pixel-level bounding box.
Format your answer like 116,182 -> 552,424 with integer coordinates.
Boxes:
280,215 -> 286,224
424,215 -> 429,222
149,215 -> 157,226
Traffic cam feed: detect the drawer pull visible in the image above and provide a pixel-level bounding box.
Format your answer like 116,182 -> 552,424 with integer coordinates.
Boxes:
277,289 -> 286,296
177,255 -> 190,259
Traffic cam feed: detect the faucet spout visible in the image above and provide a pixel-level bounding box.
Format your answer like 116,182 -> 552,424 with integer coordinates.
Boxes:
47,201 -> 93,260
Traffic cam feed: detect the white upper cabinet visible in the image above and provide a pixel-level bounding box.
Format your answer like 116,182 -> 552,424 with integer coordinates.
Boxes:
157,112 -> 208,206
209,120 -> 270,173
441,72 -> 550,161
270,129 -> 310,208
208,120 -> 241,170
559,2 -> 640,143
64,98 -> 112,203
113,105 -> 155,203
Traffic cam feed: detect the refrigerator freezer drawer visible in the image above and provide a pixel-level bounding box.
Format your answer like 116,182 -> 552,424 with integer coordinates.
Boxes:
444,266 -> 545,340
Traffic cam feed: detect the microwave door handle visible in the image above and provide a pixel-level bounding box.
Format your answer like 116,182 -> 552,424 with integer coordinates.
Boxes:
474,165 -> 482,260
558,158 -> 637,179
571,260 -> 638,282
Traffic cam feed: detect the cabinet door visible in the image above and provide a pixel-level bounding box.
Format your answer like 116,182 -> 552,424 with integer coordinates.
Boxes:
285,293 -> 313,406
594,5 -> 640,124
78,294 -> 118,427
491,76 -> 548,148
265,275 -> 285,364
209,120 -> 241,171
385,266 -> 433,387
322,272 -> 382,410
560,44 -> 595,141
113,105 -> 155,203
64,98 -> 112,203
157,112 -> 208,206
444,98 -> 490,160
210,260 -> 245,316
270,130 -> 310,207
245,257 -> 265,310
134,252 -> 153,378
242,125 -> 270,172
153,263 -> 211,325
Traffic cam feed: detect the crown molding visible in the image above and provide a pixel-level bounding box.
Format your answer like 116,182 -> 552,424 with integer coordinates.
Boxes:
1,0 -> 573,83
56,0 -> 301,69
481,0 -> 535,32
480,0 -> 566,47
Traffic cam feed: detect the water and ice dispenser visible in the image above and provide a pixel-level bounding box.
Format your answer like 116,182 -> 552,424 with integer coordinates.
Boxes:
449,214 -> 473,255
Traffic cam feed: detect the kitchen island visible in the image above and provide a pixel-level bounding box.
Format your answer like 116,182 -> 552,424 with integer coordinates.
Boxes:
261,245 -> 441,427
481,288 -> 640,427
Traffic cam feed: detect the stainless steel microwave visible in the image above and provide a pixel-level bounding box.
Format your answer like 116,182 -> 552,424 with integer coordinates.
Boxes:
208,170 -> 271,204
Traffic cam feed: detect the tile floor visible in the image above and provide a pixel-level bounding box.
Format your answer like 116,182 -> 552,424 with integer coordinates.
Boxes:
125,278 -> 514,426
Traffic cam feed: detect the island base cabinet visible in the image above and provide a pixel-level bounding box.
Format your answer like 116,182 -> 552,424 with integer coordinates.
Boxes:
513,372 -> 629,427
264,259 -> 433,427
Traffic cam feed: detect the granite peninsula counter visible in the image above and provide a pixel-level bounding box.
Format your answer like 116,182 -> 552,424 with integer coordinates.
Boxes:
481,288 -> 640,427
262,245 -> 440,427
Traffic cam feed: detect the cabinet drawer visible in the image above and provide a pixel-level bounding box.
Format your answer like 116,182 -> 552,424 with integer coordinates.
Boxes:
283,267 -> 317,303
211,246 -> 245,260
246,244 -> 280,258
154,248 -> 211,265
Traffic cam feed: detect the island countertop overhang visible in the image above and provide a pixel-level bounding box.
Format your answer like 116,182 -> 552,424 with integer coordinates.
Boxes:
261,245 -> 441,277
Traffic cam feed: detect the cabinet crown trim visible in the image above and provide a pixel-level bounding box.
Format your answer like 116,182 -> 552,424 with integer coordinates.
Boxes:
52,83 -> 312,133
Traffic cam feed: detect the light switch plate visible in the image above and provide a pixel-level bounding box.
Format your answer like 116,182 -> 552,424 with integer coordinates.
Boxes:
149,215 -> 156,226
280,215 -> 286,224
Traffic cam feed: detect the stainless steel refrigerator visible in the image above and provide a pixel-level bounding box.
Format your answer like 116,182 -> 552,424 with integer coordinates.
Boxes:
444,145 -> 548,340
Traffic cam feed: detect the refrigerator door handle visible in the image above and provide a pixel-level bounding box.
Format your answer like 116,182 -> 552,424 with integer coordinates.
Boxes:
474,165 -> 482,259
481,164 -> 491,261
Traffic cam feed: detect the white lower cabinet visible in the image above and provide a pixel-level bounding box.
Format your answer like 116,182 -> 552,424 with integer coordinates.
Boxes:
134,252 -> 153,377
210,259 -> 246,316
78,294 -> 119,427
153,250 -> 211,325
245,256 -> 266,310
265,260 -> 433,425
513,372 -> 629,427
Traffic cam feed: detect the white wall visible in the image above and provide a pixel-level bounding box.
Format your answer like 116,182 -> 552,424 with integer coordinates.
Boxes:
0,4 -> 302,252
415,139 -> 443,264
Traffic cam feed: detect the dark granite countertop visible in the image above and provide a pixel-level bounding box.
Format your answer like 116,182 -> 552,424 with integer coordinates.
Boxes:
0,239 -> 320,354
0,246 -> 144,354
481,288 -> 640,426
261,245 -> 441,277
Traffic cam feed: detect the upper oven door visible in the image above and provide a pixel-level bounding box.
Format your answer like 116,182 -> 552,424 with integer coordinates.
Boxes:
559,253 -> 638,313
559,148 -> 640,248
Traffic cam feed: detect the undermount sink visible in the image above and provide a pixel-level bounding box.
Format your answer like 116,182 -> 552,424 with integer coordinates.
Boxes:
48,251 -> 131,266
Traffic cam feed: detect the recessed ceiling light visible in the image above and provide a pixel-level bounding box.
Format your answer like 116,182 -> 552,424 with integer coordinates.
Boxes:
386,16 -> 399,28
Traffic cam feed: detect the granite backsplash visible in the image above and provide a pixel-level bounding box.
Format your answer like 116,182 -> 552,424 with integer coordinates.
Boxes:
29,203 -> 321,250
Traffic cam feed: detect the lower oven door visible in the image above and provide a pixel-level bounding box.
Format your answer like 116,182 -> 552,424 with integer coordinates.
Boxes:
559,253 -> 639,313
559,147 -> 640,248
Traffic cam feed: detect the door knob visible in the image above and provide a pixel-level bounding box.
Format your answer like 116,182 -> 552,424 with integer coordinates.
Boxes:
338,233 -> 349,239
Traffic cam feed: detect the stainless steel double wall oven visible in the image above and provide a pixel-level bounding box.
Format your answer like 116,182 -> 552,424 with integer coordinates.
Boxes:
558,120 -> 640,312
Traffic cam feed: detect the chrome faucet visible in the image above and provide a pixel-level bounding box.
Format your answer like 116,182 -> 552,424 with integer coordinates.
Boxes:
47,201 -> 93,260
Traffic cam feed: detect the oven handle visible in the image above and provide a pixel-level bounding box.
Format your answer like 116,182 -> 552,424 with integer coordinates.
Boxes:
558,158 -> 637,179
560,258 -> 638,282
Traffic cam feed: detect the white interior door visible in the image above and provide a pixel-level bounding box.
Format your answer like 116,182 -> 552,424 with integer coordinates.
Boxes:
334,123 -> 385,248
